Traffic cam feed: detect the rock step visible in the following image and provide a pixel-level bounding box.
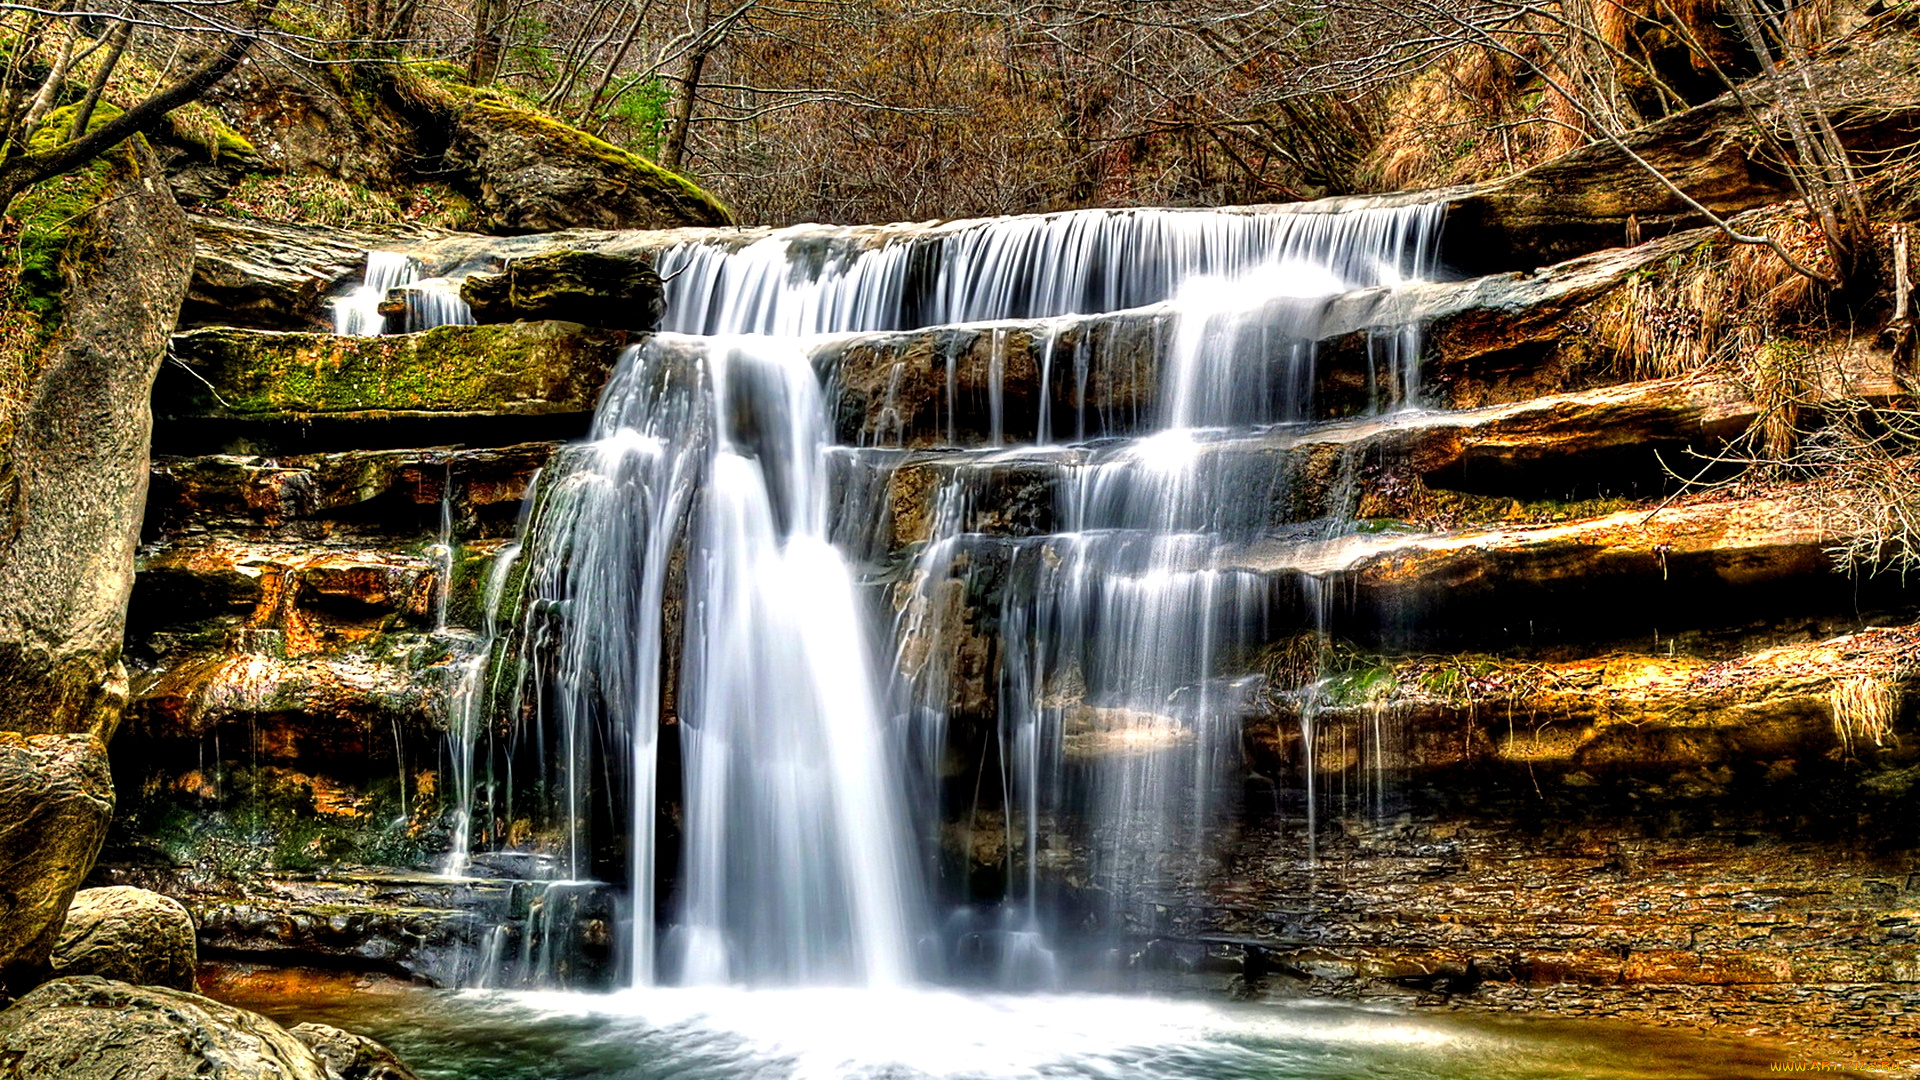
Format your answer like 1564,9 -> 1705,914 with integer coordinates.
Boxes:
904,492 -> 1917,652
1246,623 -> 1919,781
146,443 -> 552,537
92,868 -> 619,988
170,219 -> 1909,456
156,323 -> 628,454
860,375 -> 1759,553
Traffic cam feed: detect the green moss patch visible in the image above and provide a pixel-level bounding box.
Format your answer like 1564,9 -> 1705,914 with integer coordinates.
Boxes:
0,145 -> 131,457
162,322 -> 628,419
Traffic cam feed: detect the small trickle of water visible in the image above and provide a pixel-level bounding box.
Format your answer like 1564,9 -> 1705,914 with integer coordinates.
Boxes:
332,251 -> 476,336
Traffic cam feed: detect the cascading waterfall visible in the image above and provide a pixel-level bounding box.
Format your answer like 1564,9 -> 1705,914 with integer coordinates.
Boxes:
446,201 -> 1445,992
332,251 -> 476,336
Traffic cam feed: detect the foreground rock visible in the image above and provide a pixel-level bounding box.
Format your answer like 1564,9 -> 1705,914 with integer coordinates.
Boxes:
0,734 -> 113,990
291,1022 -> 424,1080
0,138 -> 194,739
0,976 -> 401,1080
51,886 -> 198,991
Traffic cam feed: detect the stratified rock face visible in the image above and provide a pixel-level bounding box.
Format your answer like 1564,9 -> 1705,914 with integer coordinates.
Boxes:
441,99 -> 733,233
185,217 -> 432,333
0,734 -> 114,989
51,886 -> 198,991
0,976 -> 330,1080
0,139 -> 194,739
289,1023 -> 423,1080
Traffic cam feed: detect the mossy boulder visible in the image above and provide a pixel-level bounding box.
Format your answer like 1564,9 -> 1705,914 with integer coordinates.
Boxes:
0,137 -> 194,738
51,886 -> 198,991
0,733 -> 114,991
159,322 -> 628,421
0,976 -> 335,1079
461,249 -> 665,329
437,94 -> 733,233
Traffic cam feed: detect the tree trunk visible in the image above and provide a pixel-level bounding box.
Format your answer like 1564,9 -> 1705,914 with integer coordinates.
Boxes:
68,19 -> 131,141
468,0 -> 504,84
661,0 -> 712,172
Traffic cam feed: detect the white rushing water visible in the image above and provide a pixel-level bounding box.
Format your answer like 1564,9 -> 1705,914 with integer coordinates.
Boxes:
447,201 -> 1446,990
332,251 -> 476,336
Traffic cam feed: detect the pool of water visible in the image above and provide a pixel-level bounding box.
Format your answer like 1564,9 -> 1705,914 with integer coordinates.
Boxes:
233,983 -> 1794,1080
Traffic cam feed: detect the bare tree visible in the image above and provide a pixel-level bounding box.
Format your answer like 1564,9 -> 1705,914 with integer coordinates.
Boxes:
0,0 -> 285,212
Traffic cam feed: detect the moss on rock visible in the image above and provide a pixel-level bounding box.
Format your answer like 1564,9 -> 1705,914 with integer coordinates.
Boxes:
160,321 -> 628,419
388,64 -> 733,232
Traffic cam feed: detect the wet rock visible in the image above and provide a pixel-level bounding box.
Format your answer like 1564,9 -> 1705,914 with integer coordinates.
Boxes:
461,250 -> 664,329
51,886 -> 198,991
874,375 -> 1759,550
0,975 -> 329,1079
0,733 -> 114,990
0,138 -> 194,740
144,444 -> 552,537
1250,624 -> 1920,780
185,216 -> 435,332
289,1023 -> 423,1080
129,647 -> 453,748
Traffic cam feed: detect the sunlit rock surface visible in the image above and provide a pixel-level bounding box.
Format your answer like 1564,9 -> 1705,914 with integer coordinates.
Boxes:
0,975 -> 417,1080
51,886 -> 198,991
0,733 -> 113,991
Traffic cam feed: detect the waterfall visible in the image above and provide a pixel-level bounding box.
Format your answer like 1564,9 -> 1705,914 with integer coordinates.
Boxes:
332,251 -> 475,336
450,201 -> 1445,991
657,205 -> 1441,336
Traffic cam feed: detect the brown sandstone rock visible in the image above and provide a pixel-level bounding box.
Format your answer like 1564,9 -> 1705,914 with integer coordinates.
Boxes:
289,1022 -> 424,1080
0,733 -> 114,990
51,886 -> 199,991
0,976 -> 330,1080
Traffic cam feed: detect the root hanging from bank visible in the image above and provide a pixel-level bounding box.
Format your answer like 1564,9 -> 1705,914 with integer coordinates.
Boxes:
1829,672 -> 1904,755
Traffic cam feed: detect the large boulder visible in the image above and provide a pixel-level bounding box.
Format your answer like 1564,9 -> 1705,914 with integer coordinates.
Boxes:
51,886 -> 198,991
290,1023 -> 423,1080
0,976 -> 330,1079
432,92 -> 733,233
0,733 -> 113,990
0,137 -> 195,740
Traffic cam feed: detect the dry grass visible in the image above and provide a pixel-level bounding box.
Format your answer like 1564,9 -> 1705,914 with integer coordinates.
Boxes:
1365,45 -> 1568,190
211,174 -> 478,230
1585,207 -> 1831,383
